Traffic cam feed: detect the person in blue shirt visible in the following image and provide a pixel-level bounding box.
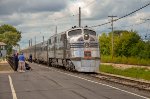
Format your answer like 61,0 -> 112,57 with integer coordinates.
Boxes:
18,52 -> 25,72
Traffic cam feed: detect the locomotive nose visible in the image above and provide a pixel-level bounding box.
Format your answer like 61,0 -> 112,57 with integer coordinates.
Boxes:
84,34 -> 89,40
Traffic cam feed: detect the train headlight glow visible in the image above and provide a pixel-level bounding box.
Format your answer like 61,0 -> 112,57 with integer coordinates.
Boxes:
84,34 -> 89,40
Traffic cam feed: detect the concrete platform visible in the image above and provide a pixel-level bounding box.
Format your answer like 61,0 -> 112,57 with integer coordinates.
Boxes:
0,61 -> 13,73
0,63 -> 150,99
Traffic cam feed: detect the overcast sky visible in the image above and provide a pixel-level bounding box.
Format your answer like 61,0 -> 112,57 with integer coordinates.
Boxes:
0,0 -> 150,49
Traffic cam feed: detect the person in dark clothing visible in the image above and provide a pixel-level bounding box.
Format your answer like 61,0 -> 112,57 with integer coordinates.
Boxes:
13,54 -> 15,64
14,53 -> 19,71
29,54 -> 32,63
0,51 -> 2,57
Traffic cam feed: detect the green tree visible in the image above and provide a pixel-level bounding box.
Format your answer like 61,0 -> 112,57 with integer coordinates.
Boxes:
0,24 -> 21,54
114,31 -> 141,57
129,40 -> 145,57
99,33 -> 111,55
138,41 -> 150,59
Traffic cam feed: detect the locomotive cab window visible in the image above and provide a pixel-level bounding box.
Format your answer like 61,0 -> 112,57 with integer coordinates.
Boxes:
84,29 -> 96,36
68,29 -> 82,37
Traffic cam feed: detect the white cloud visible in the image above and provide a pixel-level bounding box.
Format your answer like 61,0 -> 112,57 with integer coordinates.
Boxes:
0,0 -> 150,48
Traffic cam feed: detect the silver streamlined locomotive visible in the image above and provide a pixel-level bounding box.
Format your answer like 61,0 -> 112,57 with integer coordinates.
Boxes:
22,27 -> 100,72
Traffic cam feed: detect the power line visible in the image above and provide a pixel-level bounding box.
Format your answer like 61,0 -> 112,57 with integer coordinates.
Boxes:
52,14 -> 78,21
50,0 -> 96,22
117,21 -> 146,29
82,0 -> 96,9
90,2 -> 150,28
116,17 -> 150,30
115,2 -> 150,21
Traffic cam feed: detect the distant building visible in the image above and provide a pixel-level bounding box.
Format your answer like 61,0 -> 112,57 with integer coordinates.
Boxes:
0,42 -> 7,57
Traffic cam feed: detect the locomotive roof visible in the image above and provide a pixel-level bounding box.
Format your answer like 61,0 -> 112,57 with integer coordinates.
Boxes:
67,27 -> 94,31
48,27 -> 95,39
22,27 -> 95,51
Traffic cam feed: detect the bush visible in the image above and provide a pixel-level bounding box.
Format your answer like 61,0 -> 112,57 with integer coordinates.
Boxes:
100,65 -> 150,81
101,55 -> 150,66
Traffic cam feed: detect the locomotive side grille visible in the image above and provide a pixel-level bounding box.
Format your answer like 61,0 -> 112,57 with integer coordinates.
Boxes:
70,43 -> 98,48
70,43 -> 84,48
90,43 -> 98,48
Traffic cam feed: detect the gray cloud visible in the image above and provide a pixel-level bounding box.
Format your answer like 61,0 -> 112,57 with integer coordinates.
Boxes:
82,0 -> 150,20
0,0 -> 67,15
0,0 -> 149,49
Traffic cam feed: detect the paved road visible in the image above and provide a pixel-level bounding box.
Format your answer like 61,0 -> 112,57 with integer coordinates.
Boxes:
0,63 -> 150,99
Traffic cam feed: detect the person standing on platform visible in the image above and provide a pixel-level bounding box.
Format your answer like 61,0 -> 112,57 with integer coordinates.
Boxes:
18,52 -> 25,72
14,53 -> 19,71
29,54 -> 32,63
0,51 -> 2,57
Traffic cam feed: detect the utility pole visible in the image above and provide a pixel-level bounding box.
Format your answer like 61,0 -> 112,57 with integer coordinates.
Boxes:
108,15 -> 117,59
47,40 -> 49,66
18,44 -> 20,53
54,26 -> 57,58
31,39 -> 32,46
55,26 -> 57,35
79,7 -> 81,27
35,36 -> 36,61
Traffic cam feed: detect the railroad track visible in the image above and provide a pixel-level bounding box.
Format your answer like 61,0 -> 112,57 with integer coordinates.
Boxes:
33,63 -> 150,93
91,73 -> 150,92
49,66 -> 150,92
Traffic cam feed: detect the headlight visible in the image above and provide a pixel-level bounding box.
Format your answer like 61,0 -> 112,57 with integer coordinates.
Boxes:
84,34 -> 89,40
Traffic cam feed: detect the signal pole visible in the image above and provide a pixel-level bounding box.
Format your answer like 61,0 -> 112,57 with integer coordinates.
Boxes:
108,15 -> 117,59
141,18 -> 150,41
30,39 -> 32,46
79,7 -> 81,27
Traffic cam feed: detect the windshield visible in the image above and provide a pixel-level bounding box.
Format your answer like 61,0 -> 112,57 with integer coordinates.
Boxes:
84,29 -> 96,36
68,29 -> 82,37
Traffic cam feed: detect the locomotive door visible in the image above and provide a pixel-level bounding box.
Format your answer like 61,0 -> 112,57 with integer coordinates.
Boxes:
62,34 -> 67,58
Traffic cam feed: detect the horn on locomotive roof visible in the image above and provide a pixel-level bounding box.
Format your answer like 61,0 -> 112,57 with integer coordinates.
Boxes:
85,25 -> 88,27
72,26 -> 77,29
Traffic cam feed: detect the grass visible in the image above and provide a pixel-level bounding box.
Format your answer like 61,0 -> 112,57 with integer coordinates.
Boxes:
101,55 -> 150,66
99,65 -> 150,81
0,57 -> 6,62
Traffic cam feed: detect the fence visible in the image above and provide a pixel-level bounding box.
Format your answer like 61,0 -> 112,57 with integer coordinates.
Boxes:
7,56 -> 15,70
